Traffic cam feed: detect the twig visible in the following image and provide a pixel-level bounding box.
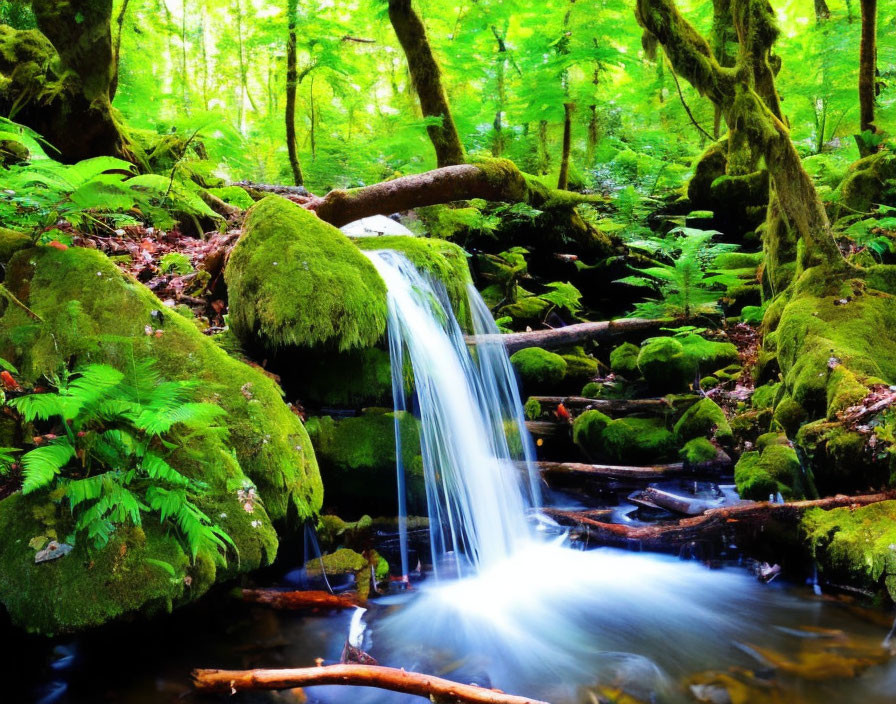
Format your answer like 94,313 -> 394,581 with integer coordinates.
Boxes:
664,55 -> 714,141
0,284 -> 43,322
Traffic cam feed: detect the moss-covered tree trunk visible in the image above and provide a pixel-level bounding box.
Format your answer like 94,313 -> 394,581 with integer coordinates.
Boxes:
0,0 -> 134,163
285,0 -> 304,186
635,0 -> 843,269
558,102 -> 574,189
387,0 -> 464,167
857,0 -> 877,156
491,25 -> 508,157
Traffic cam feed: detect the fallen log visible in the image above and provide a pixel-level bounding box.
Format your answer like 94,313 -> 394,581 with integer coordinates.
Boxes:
638,486 -> 735,516
470,318 -> 676,354
528,395 -> 698,415
239,589 -> 359,610
529,460 -> 691,482
525,421 -> 570,441
192,664 -> 550,704
545,491 -> 896,549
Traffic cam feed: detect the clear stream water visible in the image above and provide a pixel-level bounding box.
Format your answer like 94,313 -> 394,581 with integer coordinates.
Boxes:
4,253 -> 895,703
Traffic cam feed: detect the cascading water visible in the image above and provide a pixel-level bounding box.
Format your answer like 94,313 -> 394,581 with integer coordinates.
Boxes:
352,250 -> 894,703
364,250 -> 541,576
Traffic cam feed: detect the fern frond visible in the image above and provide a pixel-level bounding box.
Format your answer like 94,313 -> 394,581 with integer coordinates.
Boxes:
141,451 -> 193,488
21,440 -> 75,494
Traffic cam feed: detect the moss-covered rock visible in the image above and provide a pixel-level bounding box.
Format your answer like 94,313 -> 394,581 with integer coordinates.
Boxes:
803,500 -> 896,603
225,196 -> 388,352
573,411 -> 675,463
0,245 -> 323,634
609,342 -> 640,376
751,382 -> 782,410
558,345 -> 598,380
0,227 -> 31,266
524,397 -> 543,421
734,442 -> 805,500
680,437 -> 719,464
355,235 -> 473,329
304,547 -> 373,600
673,398 -> 733,445
510,347 -> 567,389
637,337 -> 692,392
834,150 -> 896,216
795,420 -> 888,496
772,395 -> 807,436
305,409 -> 425,515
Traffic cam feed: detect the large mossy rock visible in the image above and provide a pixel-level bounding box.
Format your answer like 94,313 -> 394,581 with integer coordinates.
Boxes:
637,334 -> 739,392
0,246 -> 322,634
509,347 -> 568,391
305,409 -> 425,516
572,410 -> 676,464
226,196 -> 388,353
734,434 -> 806,501
834,150 -> 896,216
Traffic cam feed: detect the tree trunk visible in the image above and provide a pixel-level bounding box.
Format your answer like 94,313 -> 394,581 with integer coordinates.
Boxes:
557,103 -> 575,189
387,0 -> 465,167
0,0 -> 135,163
635,0 -> 843,267
285,0 -> 304,186
110,0 -> 130,99
239,589 -> 359,610
857,0 -> 877,156
536,120 -> 550,174
814,0 -> 831,23
491,26 -> 507,157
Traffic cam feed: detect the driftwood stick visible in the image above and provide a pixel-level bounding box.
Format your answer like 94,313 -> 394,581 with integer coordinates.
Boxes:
192,664 -> 551,704
528,458 -> 727,482
468,318 -> 676,354
240,589 -> 359,610
545,491 -> 896,548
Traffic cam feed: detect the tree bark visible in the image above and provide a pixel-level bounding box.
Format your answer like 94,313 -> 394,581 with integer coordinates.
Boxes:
814,0 -> 831,23
557,103 -> 575,189
0,0 -> 136,163
388,0 -> 465,167
857,0 -> 877,155
527,395 -> 699,414
301,160 -> 607,229
240,588 -> 359,610
110,0 -> 131,99
192,664 -> 550,704
285,0 -> 304,185
491,25 -> 508,157
635,0 -> 843,267
545,491 -> 895,549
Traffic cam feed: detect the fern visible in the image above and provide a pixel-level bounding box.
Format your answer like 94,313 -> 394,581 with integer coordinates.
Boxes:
8,362 -> 233,560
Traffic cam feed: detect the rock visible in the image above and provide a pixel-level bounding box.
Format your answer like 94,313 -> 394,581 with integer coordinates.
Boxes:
34,541 -> 72,563
572,411 -> 676,464
674,398 -> 733,445
609,342 -> 640,376
0,245 -> 322,634
734,440 -> 806,501
509,347 -> 568,390
341,215 -> 415,238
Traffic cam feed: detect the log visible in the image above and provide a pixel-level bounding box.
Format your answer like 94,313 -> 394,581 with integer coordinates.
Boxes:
530,460 -> 691,482
529,395 -> 698,415
525,421 -> 570,441
192,664 -> 550,704
470,318 -> 677,354
240,589 -> 359,610
545,491 -> 896,549
638,486 -> 734,516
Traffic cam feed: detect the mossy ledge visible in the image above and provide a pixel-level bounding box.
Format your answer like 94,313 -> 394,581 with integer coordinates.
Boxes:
0,245 -> 323,634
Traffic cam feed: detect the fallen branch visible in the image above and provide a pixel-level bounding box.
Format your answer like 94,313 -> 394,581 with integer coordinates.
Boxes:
525,421 -> 570,441
470,318 -> 677,354
545,491 -> 896,549
529,456 -> 728,485
192,664 -> 550,704
529,395 -> 698,415
240,589 -> 359,610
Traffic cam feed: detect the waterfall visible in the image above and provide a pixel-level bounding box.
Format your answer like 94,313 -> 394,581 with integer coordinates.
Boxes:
364,250 -> 541,576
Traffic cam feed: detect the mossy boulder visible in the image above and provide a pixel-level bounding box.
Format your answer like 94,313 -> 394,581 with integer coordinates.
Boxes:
637,335 -> 738,392
225,196 -> 388,352
834,150 -> 896,216
306,409 -> 425,515
558,345 -> 598,380
0,246 -> 319,633
304,547 -> 373,600
772,396 -> 807,436
673,398 -> 733,445
795,420 -> 887,496
510,347 -> 567,390
609,342 -> 640,376
0,227 -> 31,266
680,437 -> 719,465
573,411 -> 675,463
803,501 -> 896,603
524,397 -> 543,420
356,235 -> 473,329
734,441 -> 805,501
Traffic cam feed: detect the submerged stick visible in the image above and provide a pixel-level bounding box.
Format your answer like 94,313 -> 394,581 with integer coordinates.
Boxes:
192,663 -> 551,704
239,589 -> 359,610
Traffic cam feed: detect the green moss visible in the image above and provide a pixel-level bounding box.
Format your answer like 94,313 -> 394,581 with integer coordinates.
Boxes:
673,398 -> 733,445
510,347 -> 567,389
225,196 -> 387,352
734,442 -> 804,500
558,345 -> 598,380
297,346 -> 395,407
304,547 -> 371,600
700,375 -> 719,389
756,431 -> 789,451
601,417 -> 676,463
356,235 -> 472,329
752,382 -> 782,409
773,396 -> 807,436
572,410 -> 612,452
680,437 -> 718,464
0,246 -> 322,523
835,151 -> 896,216
714,251 -> 764,270
609,342 -> 640,376
0,227 -> 31,265
206,186 -> 255,210
500,293 -> 551,325
524,398 -> 542,421
803,501 -> 896,602
637,337 -> 692,392
678,334 -> 740,372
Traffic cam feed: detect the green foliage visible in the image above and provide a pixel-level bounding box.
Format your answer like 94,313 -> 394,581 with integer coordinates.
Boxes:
616,227 -> 742,318
160,252 -> 193,275
8,362 -> 233,561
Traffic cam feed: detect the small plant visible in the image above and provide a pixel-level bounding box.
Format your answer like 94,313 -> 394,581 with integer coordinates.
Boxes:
160,252 -> 194,275
616,226 -> 742,318
6,362 -> 234,562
